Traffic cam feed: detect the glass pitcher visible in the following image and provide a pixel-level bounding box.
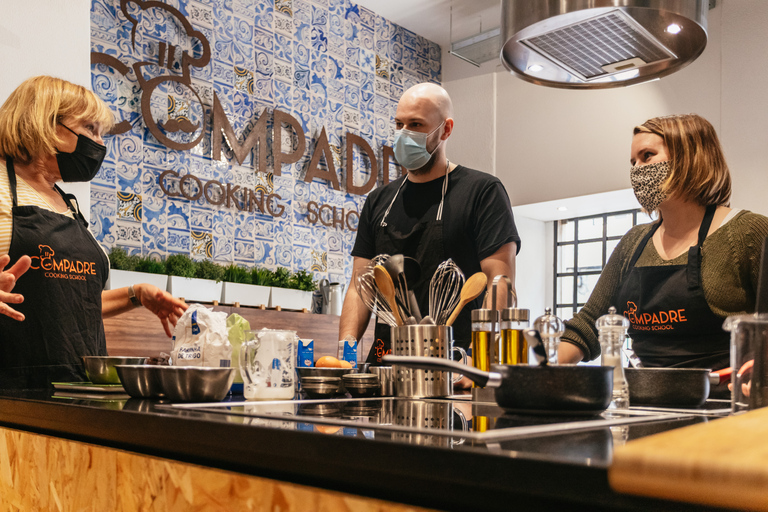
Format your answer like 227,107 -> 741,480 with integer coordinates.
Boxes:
240,328 -> 297,400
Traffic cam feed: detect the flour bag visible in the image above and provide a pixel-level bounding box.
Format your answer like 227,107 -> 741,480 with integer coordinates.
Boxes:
170,304 -> 232,367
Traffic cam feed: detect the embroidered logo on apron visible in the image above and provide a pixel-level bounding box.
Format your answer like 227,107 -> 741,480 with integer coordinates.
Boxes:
28,244 -> 98,280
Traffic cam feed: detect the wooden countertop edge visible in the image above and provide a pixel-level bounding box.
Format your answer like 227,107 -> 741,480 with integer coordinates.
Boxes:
608,407 -> 768,511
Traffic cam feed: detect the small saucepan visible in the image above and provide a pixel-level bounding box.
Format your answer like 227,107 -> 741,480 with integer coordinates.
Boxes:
624,366 -> 733,407
383,331 -> 614,414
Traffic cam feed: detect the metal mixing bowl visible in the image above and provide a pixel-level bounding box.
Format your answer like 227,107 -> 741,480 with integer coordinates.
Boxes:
157,366 -> 236,402
82,356 -> 147,384
115,365 -> 164,398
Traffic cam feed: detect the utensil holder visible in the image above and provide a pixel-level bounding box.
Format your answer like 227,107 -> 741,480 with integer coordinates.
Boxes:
391,325 -> 465,398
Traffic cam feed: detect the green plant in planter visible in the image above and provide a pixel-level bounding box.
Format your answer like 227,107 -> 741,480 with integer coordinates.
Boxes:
289,269 -> 317,291
108,247 -> 139,271
134,256 -> 166,275
165,253 -> 196,278
223,264 -> 252,284
251,267 -> 273,286
195,259 -> 225,282
271,267 -> 292,289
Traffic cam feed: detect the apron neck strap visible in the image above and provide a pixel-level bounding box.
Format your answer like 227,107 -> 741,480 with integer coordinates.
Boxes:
380,160 -> 451,228
686,204 -> 717,290
6,158 -> 18,208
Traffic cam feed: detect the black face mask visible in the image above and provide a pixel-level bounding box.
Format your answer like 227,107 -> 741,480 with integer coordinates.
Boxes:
56,124 -> 106,182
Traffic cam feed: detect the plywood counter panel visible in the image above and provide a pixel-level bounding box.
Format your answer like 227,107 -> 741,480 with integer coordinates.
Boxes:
609,407 -> 768,511
104,304 -> 376,362
0,426 -> 437,512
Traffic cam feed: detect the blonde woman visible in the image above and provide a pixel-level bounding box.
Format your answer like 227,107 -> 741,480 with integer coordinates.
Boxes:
559,114 -> 768,383
0,76 -> 186,388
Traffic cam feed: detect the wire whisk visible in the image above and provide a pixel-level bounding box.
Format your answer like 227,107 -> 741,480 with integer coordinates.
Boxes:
429,259 -> 465,325
354,254 -> 398,327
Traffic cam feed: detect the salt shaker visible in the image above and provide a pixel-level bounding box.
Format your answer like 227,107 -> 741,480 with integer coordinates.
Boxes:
533,308 -> 564,364
596,306 -> 630,409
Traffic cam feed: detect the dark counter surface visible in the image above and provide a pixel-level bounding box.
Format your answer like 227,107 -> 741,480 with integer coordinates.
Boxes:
0,390 -> 736,511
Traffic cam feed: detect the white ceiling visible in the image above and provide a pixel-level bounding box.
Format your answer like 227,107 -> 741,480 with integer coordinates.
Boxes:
353,0 -> 502,48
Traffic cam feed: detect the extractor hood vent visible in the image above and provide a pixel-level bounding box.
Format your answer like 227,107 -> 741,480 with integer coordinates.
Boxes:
521,10 -> 675,82
450,27 -> 501,67
501,1 -> 709,89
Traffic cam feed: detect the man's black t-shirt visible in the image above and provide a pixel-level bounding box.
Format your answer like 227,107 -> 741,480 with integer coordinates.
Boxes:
352,165 -> 521,348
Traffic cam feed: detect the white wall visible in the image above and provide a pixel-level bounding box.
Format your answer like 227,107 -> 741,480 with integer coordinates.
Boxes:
0,0 -> 92,220
444,1 -> 768,316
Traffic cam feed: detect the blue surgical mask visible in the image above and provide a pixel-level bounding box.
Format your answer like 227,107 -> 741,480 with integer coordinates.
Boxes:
393,121 -> 445,170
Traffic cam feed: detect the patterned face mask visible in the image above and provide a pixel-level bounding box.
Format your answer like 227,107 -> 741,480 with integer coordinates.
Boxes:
630,160 -> 670,212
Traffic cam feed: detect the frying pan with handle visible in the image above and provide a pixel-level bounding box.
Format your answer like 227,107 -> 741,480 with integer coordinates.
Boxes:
383,355 -> 614,414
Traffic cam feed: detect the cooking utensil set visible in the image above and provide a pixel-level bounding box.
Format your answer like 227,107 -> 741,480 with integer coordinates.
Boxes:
357,254 -> 487,327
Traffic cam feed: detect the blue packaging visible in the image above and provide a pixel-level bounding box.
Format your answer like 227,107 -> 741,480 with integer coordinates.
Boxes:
297,339 -> 314,367
341,339 -> 358,368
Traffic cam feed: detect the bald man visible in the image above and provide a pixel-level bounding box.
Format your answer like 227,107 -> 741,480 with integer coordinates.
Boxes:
339,83 -> 521,367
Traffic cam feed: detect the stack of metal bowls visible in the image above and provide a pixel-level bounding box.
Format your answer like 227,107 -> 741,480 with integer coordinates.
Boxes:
114,365 -> 236,402
342,373 -> 380,398
300,376 -> 341,398
298,367 -> 358,394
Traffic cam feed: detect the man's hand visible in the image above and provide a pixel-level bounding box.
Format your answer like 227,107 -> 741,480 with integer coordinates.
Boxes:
0,254 -> 30,321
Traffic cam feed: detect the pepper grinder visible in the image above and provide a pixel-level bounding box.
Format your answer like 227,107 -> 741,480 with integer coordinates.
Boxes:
533,308 -> 564,364
596,306 -> 630,409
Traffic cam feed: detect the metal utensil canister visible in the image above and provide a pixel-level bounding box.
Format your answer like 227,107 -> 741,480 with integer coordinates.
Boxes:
391,324 -> 467,398
370,366 -> 394,396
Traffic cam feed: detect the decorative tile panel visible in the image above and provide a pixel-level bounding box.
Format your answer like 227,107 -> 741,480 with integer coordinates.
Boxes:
90,0 -> 441,284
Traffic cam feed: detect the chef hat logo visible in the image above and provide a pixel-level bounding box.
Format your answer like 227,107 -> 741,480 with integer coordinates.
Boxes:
92,0 -> 212,150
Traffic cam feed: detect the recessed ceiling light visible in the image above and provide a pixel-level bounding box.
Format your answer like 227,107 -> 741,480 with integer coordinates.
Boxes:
557,206 -> 568,211
666,23 -> 682,34
527,64 -> 544,72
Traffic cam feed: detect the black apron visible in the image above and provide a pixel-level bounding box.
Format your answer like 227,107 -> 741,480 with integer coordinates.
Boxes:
0,159 -> 109,389
615,204 -> 730,371
366,167 -> 473,364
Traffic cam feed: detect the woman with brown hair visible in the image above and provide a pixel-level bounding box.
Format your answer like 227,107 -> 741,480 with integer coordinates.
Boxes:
0,76 -> 187,388
559,114 -> 768,376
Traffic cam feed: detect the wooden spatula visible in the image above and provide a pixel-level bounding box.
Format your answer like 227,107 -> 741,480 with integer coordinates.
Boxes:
446,272 -> 488,326
374,265 -> 403,326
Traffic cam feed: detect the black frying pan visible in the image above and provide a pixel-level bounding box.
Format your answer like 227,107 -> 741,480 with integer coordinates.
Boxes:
382,356 -> 614,414
625,368 -> 711,407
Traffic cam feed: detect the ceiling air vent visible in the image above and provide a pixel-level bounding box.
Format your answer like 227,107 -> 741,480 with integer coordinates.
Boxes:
501,1 -> 709,89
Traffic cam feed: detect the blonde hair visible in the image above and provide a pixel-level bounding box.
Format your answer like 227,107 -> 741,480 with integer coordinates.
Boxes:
634,114 -> 731,207
0,76 -> 114,165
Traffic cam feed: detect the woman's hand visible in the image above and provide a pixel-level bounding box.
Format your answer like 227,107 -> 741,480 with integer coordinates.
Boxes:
0,255 -> 31,321
135,284 -> 188,337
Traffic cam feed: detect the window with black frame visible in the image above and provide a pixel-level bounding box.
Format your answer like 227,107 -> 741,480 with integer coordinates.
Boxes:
554,209 -> 653,320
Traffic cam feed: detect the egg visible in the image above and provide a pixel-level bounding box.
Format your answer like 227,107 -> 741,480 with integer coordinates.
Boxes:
316,356 -> 342,368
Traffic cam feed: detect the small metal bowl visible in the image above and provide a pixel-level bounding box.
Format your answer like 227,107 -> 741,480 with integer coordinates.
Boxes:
82,356 -> 147,384
342,373 -> 380,398
301,376 -> 341,398
157,366 -> 236,402
115,365 -> 164,399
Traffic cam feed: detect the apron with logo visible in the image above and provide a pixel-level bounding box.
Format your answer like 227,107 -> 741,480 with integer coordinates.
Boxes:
0,159 -> 109,389
614,204 -> 730,370
365,170 -> 468,365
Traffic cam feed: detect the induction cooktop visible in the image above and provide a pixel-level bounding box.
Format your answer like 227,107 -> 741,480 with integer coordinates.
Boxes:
163,396 -> 728,442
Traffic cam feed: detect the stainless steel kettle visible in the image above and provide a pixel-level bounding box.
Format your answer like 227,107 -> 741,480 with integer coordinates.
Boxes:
320,279 -> 344,316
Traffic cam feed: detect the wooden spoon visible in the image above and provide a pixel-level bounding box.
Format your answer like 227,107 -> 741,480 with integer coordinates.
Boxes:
374,265 -> 404,326
445,272 -> 488,326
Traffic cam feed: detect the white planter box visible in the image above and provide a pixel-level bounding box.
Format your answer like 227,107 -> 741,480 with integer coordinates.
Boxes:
106,269 -> 168,291
167,276 -> 223,303
269,287 -> 313,311
221,282 -> 271,307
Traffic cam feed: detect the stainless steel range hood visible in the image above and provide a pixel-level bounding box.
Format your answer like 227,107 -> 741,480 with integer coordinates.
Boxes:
500,1 -> 709,89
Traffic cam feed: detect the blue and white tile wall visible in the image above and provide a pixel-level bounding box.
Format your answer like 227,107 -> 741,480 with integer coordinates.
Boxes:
89,0 -> 441,285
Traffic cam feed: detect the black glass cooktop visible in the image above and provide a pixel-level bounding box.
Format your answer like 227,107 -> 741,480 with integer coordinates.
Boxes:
163,396 -> 730,443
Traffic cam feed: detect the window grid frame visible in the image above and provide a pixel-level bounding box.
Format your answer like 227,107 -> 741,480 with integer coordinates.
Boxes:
554,209 -> 643,317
